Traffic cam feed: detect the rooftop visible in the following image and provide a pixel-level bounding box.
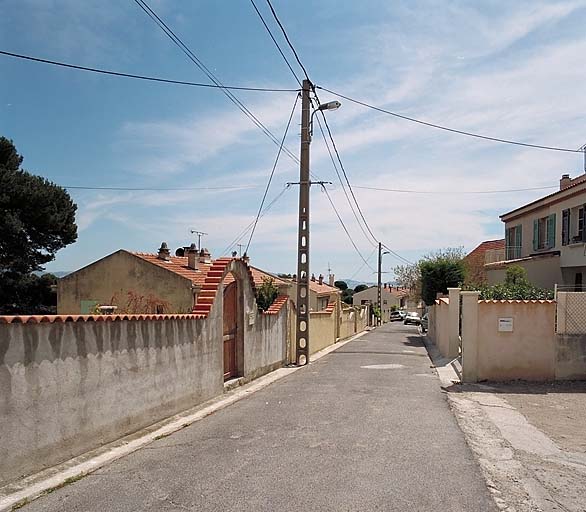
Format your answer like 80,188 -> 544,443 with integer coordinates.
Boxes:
131,252 -> 211,287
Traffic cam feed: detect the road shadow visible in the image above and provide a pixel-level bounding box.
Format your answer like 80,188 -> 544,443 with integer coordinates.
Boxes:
444,380 -> 586,395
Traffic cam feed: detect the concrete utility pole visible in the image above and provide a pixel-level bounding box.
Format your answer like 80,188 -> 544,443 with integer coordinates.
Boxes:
295,79 -> 312,365
377,242 -> 382,326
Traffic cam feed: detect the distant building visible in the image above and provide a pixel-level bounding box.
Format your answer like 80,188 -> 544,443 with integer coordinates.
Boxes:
352,284 -> 411,322
485,173 -> 586,290
283,273 -> 341,312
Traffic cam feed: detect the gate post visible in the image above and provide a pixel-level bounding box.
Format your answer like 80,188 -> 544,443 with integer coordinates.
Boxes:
447,288 -> 461,359
461,291 -> 480,383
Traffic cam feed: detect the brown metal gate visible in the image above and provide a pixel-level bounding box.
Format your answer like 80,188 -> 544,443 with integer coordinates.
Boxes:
223,281 -> 238,380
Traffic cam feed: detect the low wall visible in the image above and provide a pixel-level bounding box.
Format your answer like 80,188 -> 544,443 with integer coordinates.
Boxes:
0,263 -> 289,485
0,314 -> 222,486
308,312 -> 336,354
462,298 -> 556,382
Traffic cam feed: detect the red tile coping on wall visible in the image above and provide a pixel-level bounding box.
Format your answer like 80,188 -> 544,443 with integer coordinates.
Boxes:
263,295 -> 288,315
0,313 -> 208,324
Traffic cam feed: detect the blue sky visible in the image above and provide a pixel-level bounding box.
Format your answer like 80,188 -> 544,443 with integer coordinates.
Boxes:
1,0 -> 586,282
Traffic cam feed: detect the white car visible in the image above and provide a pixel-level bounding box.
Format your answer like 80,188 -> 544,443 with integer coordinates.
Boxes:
403,312 -> 421,325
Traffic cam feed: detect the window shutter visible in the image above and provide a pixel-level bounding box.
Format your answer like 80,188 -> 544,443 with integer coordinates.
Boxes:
582,204 -> 586,242
533,219 -> 538,251
562,209 -> 569,246
505,227 -> 511,259
547,213 -> 556,249
515,225 -> 522,258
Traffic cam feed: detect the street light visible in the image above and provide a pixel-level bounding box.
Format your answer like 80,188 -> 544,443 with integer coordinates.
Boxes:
310,100 -> 341,138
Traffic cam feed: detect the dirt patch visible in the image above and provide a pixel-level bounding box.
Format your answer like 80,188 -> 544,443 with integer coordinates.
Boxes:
486,381 -> 586,454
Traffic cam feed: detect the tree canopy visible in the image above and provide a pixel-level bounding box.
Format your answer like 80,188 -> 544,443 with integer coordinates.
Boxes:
354,284 -> 368,293
473,265 -> 553,300
334,280 -> 348,291
0,136 -> 78,313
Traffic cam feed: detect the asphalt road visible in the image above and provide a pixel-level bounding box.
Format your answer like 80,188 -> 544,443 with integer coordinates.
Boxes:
24,323 -> 496,511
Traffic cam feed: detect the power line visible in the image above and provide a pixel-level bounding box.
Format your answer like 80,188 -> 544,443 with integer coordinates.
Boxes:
316,86 -> 586,154
63,185 -> 256,191
352,184 -> 559,194
0,50 -> 297,92
315,114 -> 376,247
248,0 -> 302,87
245,93 -> 299,254
382,243 -> 413,265
132,0 -> 301,165
222,185 -> 291,256
319,111 -> 379,245
321,185 -> 376,272
264,0 -> 311,81
349,247 -> 378,280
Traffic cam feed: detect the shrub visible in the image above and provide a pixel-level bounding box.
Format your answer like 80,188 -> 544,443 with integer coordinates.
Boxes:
256,277 -> 279,311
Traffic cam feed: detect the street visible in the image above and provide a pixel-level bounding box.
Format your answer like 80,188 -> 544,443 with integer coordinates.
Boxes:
23,323 -> 496,511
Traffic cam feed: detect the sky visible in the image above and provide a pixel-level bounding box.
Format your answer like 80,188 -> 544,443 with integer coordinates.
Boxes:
1,0 -> 586,283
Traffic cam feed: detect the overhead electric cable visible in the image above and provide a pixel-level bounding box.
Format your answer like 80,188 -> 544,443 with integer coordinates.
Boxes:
321,185 -> 376,272
63,185 -> 256,191
349,247 -> 378,280
265,0 -> 311,81
0,50 -> 297,92
316,86 -> 586,154
382,243 -> 413,265
222,185 -> 291,256
352,184 -> 558,194
245,93 -> 299,254
319,111 -> 379,245
249,0 -> 302,87
132,0 -> 301,165
315,115 -> 376,247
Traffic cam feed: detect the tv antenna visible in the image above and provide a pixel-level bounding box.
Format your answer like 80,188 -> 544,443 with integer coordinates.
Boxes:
190,229 -> 207,250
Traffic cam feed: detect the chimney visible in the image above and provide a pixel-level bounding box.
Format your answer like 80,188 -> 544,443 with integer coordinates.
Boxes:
560,174 -> 571,190
318,274 -> 324,285
311,273 -> 316,282
186,243 -> 198,269
329,273 -> 335,286
198,247 -> 212,264
157,242 -> 170,261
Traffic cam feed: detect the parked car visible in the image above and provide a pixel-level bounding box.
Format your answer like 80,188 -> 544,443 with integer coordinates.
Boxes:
419,313 -> 428,333
404,312 -> 421,325
398,310 -> 407,319
390,310 -> 403,322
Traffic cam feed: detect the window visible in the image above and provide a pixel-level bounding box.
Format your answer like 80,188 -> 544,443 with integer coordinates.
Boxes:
562,206 -> 585,245
383,299 -> 388,305
505,225 -> 522,259
318,297 -> 329,310
533,214 -> 556,251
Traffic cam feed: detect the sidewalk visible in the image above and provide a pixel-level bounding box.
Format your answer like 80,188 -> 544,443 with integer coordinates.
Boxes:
20,323 -> 496,511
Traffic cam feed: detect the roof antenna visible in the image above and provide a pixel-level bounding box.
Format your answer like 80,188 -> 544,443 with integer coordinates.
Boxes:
581,143 -> 586,174
189,229 -> 207,251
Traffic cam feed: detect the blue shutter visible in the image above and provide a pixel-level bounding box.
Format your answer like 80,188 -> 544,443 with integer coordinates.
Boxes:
562,209 -> 569,246
547,214 -> 556,249
533,219 -> 538,252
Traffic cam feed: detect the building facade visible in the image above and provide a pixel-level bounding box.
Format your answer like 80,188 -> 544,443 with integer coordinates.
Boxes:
485,173 -> 586,290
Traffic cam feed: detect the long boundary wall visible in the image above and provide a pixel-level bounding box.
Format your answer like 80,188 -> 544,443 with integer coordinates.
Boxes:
0,259 -> 288,486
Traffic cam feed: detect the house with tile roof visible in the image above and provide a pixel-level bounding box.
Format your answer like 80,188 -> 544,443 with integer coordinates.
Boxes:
57,242 -> 290,314
352,284 -> 413,322
485,172 -> 586,290
463,239 -> 505,285
283,273 -> 342,312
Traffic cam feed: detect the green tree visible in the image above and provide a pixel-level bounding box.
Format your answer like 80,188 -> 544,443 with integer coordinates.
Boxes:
0,137 -> 77,313
334,280 -> 348,291
256,277 -> 279,312
342,288 -> 354,305
419,248 -> 466,306
354,284 -> 368,293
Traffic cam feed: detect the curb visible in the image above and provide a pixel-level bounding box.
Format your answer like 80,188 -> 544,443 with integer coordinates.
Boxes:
0,330 -> 367,511
420,334 -> 461,389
